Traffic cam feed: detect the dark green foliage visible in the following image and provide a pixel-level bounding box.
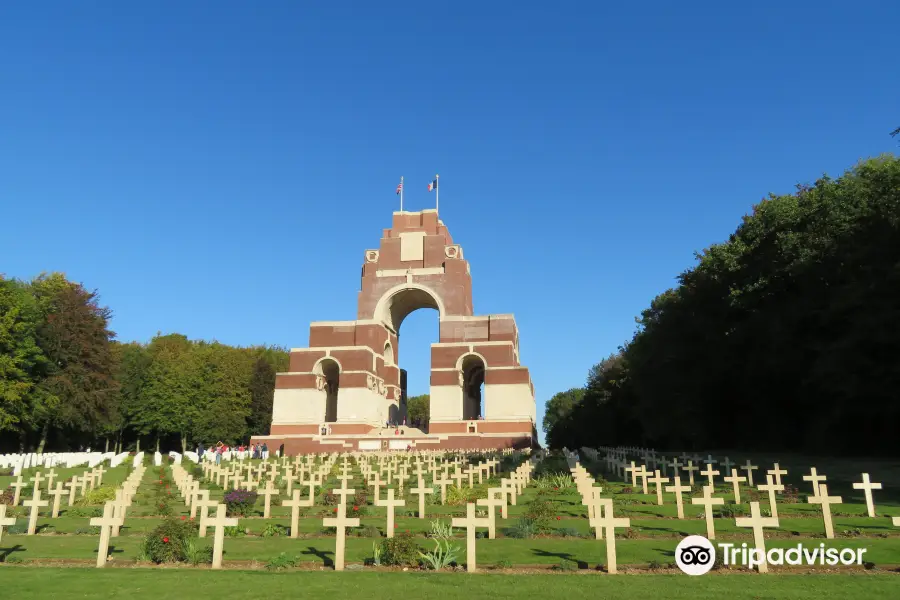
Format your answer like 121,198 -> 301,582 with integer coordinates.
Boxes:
141,518 -> 199,563
546,156 -> 900,456
378,532 -> 421,566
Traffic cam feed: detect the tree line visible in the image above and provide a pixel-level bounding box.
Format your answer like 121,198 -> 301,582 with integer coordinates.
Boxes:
0,272 -> 288,453
545,155 -> 900,456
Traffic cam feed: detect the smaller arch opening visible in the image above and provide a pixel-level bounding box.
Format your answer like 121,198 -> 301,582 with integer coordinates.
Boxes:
460,354 -> 485,421
315,358 -> 341,423
384,341 -> 395,367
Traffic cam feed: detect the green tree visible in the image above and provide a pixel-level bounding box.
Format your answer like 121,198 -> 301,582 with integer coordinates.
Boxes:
190,342 -> 253,445
246,356 -> 276,437
136,333 -> 198,452
0,276 -> 45,436
546,155 -> 900,456
30,273 -> 119,452
407,394 -> 429,429
541,388 -> 584,436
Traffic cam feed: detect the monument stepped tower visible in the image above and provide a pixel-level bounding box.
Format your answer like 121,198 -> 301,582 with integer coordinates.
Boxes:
252,209 -> 536,454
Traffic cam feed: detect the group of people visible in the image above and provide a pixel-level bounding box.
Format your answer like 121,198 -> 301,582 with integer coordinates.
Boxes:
198,441 -> 270,464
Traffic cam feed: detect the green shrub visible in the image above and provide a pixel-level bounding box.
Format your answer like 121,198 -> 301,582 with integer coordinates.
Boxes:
261,523 -> 289,537
182,538 -> 213,566
224,526 -> 246,537
378,532 -> 421,566
74,526 -> 101,535
65,507 -> 102,518
495,558 -> 513,568
418,520 -> 459,570
75,486 -> 117,506
717,504 -> 742,518
265,552 -> 299,571
556,527 -> 582,538
141,518 -> 199,563
524,497 -> 555,531
504,518 -> 540,539
223,490 -> 258,517
446,485 -> 478,506
354,525 -> 381,538
553,559 -> 579,571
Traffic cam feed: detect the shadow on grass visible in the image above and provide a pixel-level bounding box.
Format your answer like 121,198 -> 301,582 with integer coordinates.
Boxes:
531,548 -> 588,569
301,546 -> 334,567
0,544 -> 25,562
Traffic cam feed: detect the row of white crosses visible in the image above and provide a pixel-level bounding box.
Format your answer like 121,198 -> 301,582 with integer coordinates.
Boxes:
568,458 -> 631,574
451,459 -> 535,572
89,464 -> 146,567
600,448 -> 900,571
2,464 -> 113,539
170,463 -> 238,569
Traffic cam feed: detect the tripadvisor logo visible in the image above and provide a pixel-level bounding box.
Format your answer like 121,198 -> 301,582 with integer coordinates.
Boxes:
675,535 -> 869,574
675,535 -> 716,575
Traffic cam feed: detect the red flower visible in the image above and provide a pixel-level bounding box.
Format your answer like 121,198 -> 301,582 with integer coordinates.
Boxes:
353,506 -> 359,511
190,517 -> 194,521
554,487 -> 559,491
556,516 -> 561,521
181,516 -> 186,521
333,508 -> 338,513
394,524 -> 398,528
163,536 -> 169,543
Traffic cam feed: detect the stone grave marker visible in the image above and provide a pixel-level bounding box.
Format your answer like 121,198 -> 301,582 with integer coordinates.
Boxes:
23,490 -> 49,535
852,473 -> 882,518
735,501 -> 779,573
0,505 -> 16,544
691,485 -> 724,540
757,474 -> 784,519
665,476 -> 691,519
723,468 -> 747,504
322,491 -> 361,571
205,504 -> 239,569
90,501 -> 123,568
451,502 -> 491,573
807,483 -> 842,539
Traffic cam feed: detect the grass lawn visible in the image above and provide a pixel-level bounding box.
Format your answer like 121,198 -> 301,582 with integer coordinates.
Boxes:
2,568 -> 899,600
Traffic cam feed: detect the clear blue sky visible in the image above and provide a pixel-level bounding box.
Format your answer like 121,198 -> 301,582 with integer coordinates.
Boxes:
2,2 -> 897,443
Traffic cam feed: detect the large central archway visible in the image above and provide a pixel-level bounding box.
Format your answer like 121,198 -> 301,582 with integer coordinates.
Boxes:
373,283 -> 446,333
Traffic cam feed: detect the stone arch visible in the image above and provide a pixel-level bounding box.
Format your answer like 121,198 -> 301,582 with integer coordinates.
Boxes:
313,358 -> 341,423
459,353 -> 486,420
372,282 -> 446,332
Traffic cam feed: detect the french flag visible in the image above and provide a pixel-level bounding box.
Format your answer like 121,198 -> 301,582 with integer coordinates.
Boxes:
427,178 -> 438,192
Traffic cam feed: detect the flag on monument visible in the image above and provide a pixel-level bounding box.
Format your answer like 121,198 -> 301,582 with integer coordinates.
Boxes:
428,177 -> 438,192
396,181 -> 403,195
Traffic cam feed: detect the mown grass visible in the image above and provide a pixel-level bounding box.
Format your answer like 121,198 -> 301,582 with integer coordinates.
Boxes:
2,568 -> 899,600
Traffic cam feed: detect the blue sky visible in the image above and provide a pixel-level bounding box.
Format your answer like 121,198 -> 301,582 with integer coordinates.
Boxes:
2,2 -> 897,443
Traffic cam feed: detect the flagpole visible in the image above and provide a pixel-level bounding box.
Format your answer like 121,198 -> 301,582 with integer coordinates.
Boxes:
400,176 -> 404,212
435,174 -> 439,214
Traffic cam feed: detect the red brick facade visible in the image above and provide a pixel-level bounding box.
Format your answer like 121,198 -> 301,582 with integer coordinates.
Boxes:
266,210 -> 535,454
